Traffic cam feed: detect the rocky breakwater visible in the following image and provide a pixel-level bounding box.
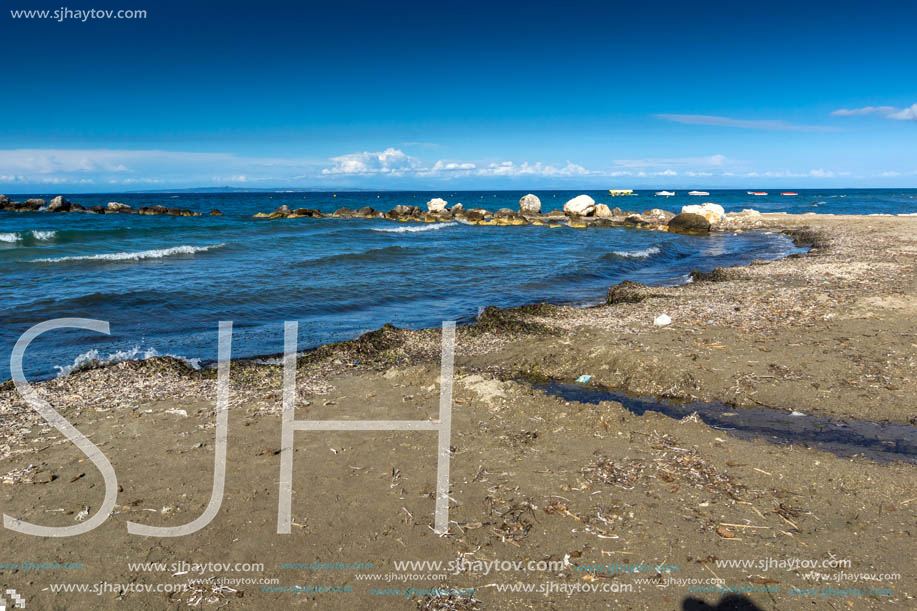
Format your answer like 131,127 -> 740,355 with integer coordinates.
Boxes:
0,194 -> 217,217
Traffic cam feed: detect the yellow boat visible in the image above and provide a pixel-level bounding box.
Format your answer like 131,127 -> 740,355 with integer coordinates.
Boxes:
608,189 -> 634,196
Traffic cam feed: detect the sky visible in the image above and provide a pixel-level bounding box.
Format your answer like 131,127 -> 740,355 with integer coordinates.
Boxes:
1,0 -> 915,191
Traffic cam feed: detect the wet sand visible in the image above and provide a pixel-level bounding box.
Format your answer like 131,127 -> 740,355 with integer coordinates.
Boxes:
0,213 -> 914,610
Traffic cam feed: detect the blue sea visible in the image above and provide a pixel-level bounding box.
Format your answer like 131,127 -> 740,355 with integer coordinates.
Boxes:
2,189 -> 915,381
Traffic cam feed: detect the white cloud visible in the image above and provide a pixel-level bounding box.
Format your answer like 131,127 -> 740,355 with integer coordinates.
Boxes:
831,106 -> 896,116
656,114 -> 835,132
321,148 -> 420,175
831,103 -> 917,121
475,161 -> 590,177
887,104 -> 917,121
612,154 -> 728,169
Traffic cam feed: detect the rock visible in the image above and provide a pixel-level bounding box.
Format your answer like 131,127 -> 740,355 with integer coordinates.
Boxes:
494,208 -> 516,218
333,207 -> 355,217
70,203 -> 85,211
48,196 -> 71,212
24,198 -> 46,210
653,313 -> 672,327
451,203 -> 463,211
426,198 -> 448,212
593,203 -> 613,218
262,205 -> 292,219
139,205 -> 169,215
667,212 -> 711,234
457,208 -> 488,222
690,267 -> 736,283
168,208 -> 194,217
607,280 -> 656,304
387,204 -> 416,218
106,201 -> 132,212
681,202 -> 725,224
0,195 -> 10,207
292,208 -> 323,218
641,208 -> 675,224
209,209 -> 223,216
88,206 -> 106,214
355,206 -> 377,218
519,193 -> 541,214
563,194 -> 596,217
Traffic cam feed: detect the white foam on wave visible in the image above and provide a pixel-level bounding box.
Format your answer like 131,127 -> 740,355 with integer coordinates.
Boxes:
31,230 -> 57,240
371,222 -> 454,234
31,243 -> 225,263
54,345 -> 202,378
611,246 -> 661,259
0,232 -> 21,243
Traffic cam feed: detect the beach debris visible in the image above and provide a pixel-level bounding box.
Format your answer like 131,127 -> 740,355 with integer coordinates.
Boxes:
653,314 -> 672,326
414,585 -> 483,610
582,456 -> 646,489
575,374 -> 592,383
165,408 -> 188,417
75,506 -> 90,521
715,526 -> 737,539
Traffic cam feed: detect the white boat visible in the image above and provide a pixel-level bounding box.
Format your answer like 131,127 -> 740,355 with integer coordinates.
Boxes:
655,191 -> 675,197
688,191 -> 709,196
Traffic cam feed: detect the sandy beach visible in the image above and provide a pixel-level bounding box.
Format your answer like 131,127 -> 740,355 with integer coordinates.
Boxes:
0,212 -> 914,610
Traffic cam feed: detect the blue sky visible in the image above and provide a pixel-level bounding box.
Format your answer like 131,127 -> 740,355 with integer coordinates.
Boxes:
1,0 -> 915,191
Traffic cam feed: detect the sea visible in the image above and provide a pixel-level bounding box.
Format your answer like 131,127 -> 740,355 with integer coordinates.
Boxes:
2,189 -> 915,381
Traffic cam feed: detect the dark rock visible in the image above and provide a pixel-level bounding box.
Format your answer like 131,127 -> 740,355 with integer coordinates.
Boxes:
168,208 -> 194,217
607,280 -> 657,304
292,208 -> 323,217
385,205 -> 417,219
70,203 -> 85,211
333,207 -> 355,217
690,267 -> 737,283
0,194 -> 10,208
48,196 -> 71,212
24,199 -> 46,210
494,208 -> 516,218
139,205 -> 169,215
88,206 -> 106,214
355,206 -> 376,218
667,212 -> 711,234
209,209 -> 223,216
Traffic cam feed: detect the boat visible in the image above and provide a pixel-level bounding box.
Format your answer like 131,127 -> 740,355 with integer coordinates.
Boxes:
688,191 -> 709,196
748,191 -> 768,196
780,192 -> 799,196
655,191 -> 675,197
609,189 -> 635,196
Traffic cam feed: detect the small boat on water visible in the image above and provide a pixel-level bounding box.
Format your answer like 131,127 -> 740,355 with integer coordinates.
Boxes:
655,191 -> 675,197
748,191 -> 768,196
609,189 -> 635,196
688,191 -> 709,196
781,192 -> 799,196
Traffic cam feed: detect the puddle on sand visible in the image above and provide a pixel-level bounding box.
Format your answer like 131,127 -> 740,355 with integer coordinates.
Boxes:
533,381 -> 917,464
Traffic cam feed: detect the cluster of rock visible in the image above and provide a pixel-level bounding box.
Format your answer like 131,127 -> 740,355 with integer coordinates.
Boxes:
0,195 -> 222,217
251,194 -> 751,234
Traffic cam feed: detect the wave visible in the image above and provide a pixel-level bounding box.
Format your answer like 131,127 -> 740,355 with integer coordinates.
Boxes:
31,230 -> 57,240
302,244 -> 421,267
371,222 -> 454,234
607,246 -> 662,259
31,243 -> 225,263
0,232 -> 20,243
54,345 -> 202,378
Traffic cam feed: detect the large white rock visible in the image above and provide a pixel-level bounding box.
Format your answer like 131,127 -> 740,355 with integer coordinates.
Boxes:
563,194 -> 596,216
519,193 -> 541,214
681,202 -> 725,224
426,197 -> 448,212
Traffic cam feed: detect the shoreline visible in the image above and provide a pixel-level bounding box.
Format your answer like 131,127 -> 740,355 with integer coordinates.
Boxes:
0,211 -> 914,610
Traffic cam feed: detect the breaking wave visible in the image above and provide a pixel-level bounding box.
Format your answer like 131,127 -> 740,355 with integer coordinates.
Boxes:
608,246 -> 662,259
371,222 -> 454,233
53,345 -> 202,378
31,243 -> 225,263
